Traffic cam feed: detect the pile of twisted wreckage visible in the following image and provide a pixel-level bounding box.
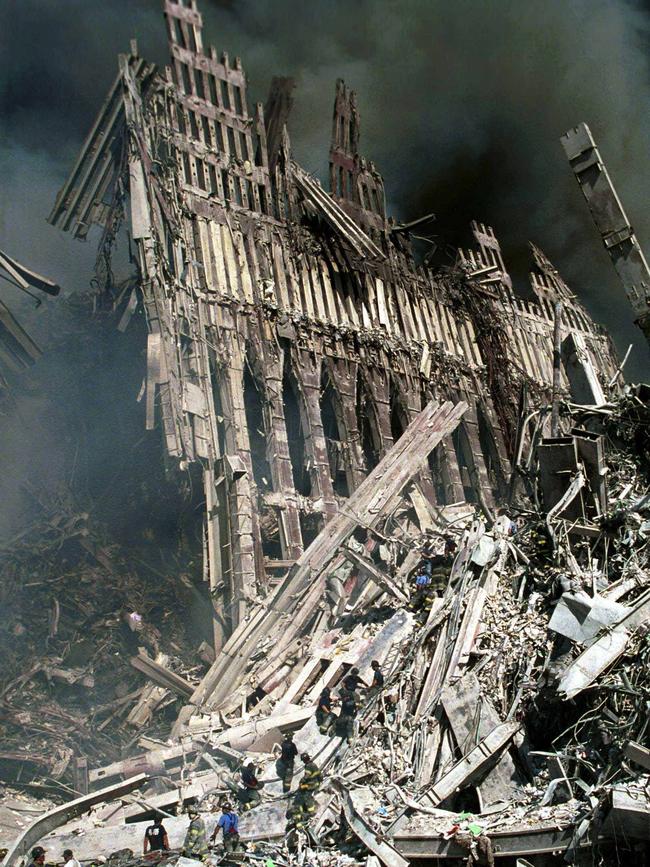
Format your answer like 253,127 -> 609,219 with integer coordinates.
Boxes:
3,386 -> 649,867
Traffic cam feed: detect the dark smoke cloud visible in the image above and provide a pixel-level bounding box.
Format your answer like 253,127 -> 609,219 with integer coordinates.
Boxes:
1,0 -> 650,370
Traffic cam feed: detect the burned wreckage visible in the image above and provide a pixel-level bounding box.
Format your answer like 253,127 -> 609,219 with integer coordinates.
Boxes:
2,1 -> 650,865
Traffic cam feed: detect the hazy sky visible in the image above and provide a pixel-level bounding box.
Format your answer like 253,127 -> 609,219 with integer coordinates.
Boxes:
1,0 -> 650,376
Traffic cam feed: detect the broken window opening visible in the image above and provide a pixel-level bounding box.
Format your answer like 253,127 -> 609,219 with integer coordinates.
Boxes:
232,84 -> 244,115
189,110 -> 199,140
227,125 -> 237,157
254,132 -> 264,167
389,383 -> 408,443
195,158 -> 206,191
232,177 -> 243,206
239,130 -> 249,161
181,151 -> 192,186
243,365 -> 272,493
180,62 -> 192,95
257,184 -> 267,215
219,78 -> 230,111
245,179 -> 254,210
283,359 -> 311,497
320,368 -> 349,498
176,104 -> 186,135
209,358 -> 227,458
356,373 -> 381,472
428,444 -> 449,505
215,122 -> 225,151
477,405 -> 505,501
300,512 -> 320,548
187,24 -> 197,54
221,169 -> 230,202
208,164 -> 218,195
194,68 -> 205,100
452,424 -> 478,503
172,18 -> 185,49
201,115 -> 212,147
208,74 -> 218,105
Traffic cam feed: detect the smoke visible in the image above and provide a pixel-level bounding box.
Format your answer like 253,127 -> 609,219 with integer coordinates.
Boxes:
0,0 -> 649,534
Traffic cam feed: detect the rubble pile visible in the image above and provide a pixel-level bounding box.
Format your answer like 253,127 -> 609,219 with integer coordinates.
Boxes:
0,490 -> 209,790
4,388 -> 648,866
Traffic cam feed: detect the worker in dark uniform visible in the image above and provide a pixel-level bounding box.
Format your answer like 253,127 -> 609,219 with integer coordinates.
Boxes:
143,815 -> 169,854
290,753 -> 322,826
367,660 -> 384,698
237,762 -> 263,812
410,539 -> 453,621
342,667 -> 362,693
211,803 -> 240,855
428,538 -> 455,596
276,731 -> 298,793
182,805 -> 208,860
27,847 -> 46,867
529,523 -> 553,565
316,686 -> 336,734
336,688 -> 359,740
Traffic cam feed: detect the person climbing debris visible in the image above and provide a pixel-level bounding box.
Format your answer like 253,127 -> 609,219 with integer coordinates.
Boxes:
211,803 -> 240,855
316,685 -> 336,733
276,731 -> 298,793
299,752 -> 323,793
409,538 -> 453,621
182,806 -> 208,860
336,689 -> 359,740
367,660 -> 384,697
238,762 -> 263,812
143,816 -> 169,853
342,667 -> 362,692
286,753 -> 322,833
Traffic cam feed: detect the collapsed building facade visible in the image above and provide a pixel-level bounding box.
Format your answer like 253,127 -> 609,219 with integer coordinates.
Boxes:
3,1 -> 650,866
48,0 -> 619,647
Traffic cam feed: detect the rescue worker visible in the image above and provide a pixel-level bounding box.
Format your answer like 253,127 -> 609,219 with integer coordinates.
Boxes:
367,660 -> 384,698
238,762 -> 263,812
299,752 -> 323,794
529,523 -> 553,565
428,538 -> 455,596
288,753 -> 321,828
336,687 -> 359,740
62,850 -> 81,867
316,686 -> 335,733
211,803 -> 240,855
27,848 -> 46,867
143,815 -> 169,853
409,539 -> 453,621
276,731 -> 298,793
342,667 -> 362,693
182,805 -> 208,860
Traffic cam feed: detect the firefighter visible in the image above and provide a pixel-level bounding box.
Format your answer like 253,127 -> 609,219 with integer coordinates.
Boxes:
299,752 -> 323,793
336,689 -> 359,740
182,806 -> 208,860
27,848 -> 46,867
342,667 -> 362,693
316,685 -> 336,733
276,731 -> 298,793
238,762 -> 263,812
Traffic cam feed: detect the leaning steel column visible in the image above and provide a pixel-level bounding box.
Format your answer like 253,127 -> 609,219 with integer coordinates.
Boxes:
561,123 -> 650,345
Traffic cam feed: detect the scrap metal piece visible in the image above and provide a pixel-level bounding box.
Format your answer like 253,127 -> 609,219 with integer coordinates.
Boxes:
561,122 -> 650,343
338,785 -> 409,867
2,774 -> 149,867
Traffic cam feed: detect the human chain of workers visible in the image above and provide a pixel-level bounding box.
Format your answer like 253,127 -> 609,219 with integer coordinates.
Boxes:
21,537 -> 456,864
